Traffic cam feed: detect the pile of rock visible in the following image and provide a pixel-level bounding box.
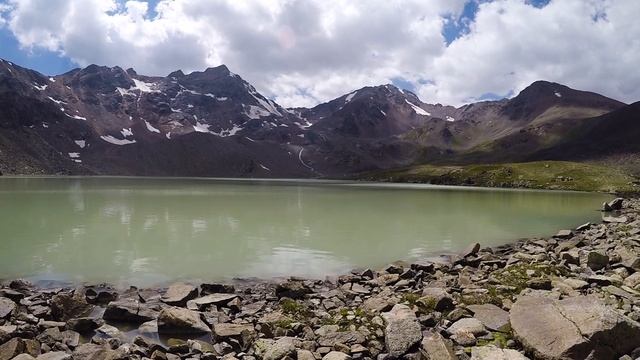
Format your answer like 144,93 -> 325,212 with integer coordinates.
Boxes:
2,199 -> 640,360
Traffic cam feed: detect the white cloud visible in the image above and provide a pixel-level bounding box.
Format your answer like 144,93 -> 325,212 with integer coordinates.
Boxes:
2,0 -> 640,107
417,0 -> 640,106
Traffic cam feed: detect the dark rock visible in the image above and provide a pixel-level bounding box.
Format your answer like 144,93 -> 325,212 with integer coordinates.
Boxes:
66,317 -> 103,334
275,281 -> 311,299
603,198 -> 624,211
103,299 -> 158,323
200,283 -> 235,295
526,278 -> 552,290
50,291 -> 92,321
461,242 -> 481,257
84,287 -> 118,305
587,251 -> 609,271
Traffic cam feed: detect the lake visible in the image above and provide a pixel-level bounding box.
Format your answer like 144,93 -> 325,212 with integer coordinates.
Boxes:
0,177 -> 610,287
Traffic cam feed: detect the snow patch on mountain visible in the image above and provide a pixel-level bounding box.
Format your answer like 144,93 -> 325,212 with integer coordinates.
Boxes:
48,96 -> 66,105
121,128 -> 133,137
345,91 -> 357,103
245,105 -> 272,119
555,91 -> 562,98
33,83 -> 47,91
193,121 -> 211,133
100,135 -> 136,145
132,79 -> 159,93
66,113 -> 87,120
445,116 -> 455,122
405,99 -> 431,116
144,120 -> 161,133
74,140 -> 86,148
259,163 -> 271,171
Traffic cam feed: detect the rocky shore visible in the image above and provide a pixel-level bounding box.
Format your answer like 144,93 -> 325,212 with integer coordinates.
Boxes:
2,199 -> 640,360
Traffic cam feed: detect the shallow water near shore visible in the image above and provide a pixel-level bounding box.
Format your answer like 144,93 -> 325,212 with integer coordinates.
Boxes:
0,176 -> 611,287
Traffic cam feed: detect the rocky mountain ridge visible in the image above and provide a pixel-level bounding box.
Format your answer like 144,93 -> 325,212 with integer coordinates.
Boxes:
0,58 -> 636,177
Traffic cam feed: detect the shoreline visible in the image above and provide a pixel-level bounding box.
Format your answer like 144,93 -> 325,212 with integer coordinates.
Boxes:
1,198 -> 639,359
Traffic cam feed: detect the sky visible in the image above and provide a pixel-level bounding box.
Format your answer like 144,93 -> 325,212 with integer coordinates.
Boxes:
0,0 -> 638,108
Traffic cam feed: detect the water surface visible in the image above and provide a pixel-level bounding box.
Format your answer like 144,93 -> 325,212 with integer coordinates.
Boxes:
0,177 -> 610,286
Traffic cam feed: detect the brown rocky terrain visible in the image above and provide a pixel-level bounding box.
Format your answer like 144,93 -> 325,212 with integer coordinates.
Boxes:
2,198 -> 640,360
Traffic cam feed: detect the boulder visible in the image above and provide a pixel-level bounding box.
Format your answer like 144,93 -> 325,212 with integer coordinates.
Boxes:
510,295 -> 640,359
623,272 -> 640,288
603,198 -> 624,211
446,318 -> 486,337
322,351 -> 351,360
262,337 -> 301,360
381,304 -> 422,357
13,355 -> 36,360
200,283 -> 235,294
603,215 -> 628,223
467,304 -> 511,332
0,297 -> 16,319
275,281 -> 311,299
0,338 -> 27,360
587,251 -> 609,271
72,343 -> 115,360
84,287 -> 117,305
554,230 -> 573,239
420,288 -> 454,311
66,317 -> 103,334
317,330 -> 366,347
103,299 -> 158,323
50,291 -> 92,321
161,283 -> 199,306
35,351 -> 72,360
157,307 -> 211,334
420,331 -> 456,360
461,242 -> 481,257
191,293 -> 238,309
470,345 -> 529,360
213,323 -> 256,338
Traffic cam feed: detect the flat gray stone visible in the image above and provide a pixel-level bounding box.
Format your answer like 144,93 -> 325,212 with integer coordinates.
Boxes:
157,307 -> 211,334
446,318 -> 486,337
0,297 -> 16,318
510,295 -> 640,359
382,304 -> 422,357
470,345 -> 529,360
467,304 -> 511,332
420,331 -> 456,360
322,351 -> 351,360
161,282 -> 198,306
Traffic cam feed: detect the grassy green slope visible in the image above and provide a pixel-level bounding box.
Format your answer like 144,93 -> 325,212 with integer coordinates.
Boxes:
359,161 -> 639,193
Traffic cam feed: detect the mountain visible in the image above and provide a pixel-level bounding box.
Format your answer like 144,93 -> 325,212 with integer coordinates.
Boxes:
0,58 -> 637,178
0,59 -> 311,177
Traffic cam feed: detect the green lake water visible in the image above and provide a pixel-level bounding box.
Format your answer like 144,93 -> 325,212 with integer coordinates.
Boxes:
0,177 -> 610,287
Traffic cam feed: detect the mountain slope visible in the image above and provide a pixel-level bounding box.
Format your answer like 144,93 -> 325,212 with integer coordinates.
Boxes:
0,58 -> 637,178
